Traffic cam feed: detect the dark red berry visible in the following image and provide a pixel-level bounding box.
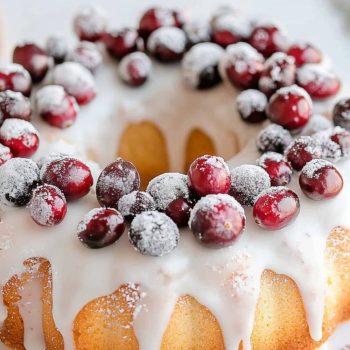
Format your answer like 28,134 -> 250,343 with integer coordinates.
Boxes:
285,136 -> 322,171
0,90 -> 31,124
129,211 -> 179,256
96,158 -> 140,208
103,28 -> 139,60
0,118 -> 39,157
236,89 -> 267,123
118,191 -> 156,218
13,43 -> 50,83
220,42 -> 264,89
253,187 -> 300,230
67,41 -> 102,73
188,155 -> 231,197
299,159 -> 343,200
330,127 -> 350,157
267,85 -> 312,130
189,193 -> 245,248
333,98 -> 350,132
258,52 -> 296,96
0,64 -> 32,96
257,152 -> 292,186
287,42 -> 322,67
166,197 -> 194,227
41,157 -> 93,200
29,185 -> 67,226
77,208 -> 125,248
296,64 -> 341,100
45,36 -> 68,64
0,144 -> 13,166
249,23 -> 287,57
118,52 -> 152,87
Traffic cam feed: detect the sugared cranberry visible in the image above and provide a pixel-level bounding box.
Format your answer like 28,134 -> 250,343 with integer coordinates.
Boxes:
96,158 -> 140,208
249,22 -> 288,57
285,136 -> 322,171
118,191 -> 156,219
267,85 -> 312,130
52,62 -> 96,105
0,64 -> 32,96
330,127 -> 350,157
0,118 -> 39,157
230,164 -> 271,206
257,152 -> 292,186
0,144 -> 13,166
182,43 -> 224,89
253,187 -> 300,230
103,28 -> 139,60
147,27 -> 187,62
189,193 -> 245,248
37,152 -> 68,170
0,90 -> 31,123
36,85 -> 79,129
296,64 -> 341,100
0,158 -> 40,206
236,89 -> 267,123
77,208 -> 125,249
45,36 -> 68,64
73,6 -> 107,42
118,52 -> 152,87
129,211 -> 179,256
166,197 -> 194,227
13,43 -> 50,83
183,20 -> 211,46
67,41 -> 102,73
299,159 -> 343,200
29,184 -> 67,226
188,155 -> 231,197
333,98 -> 350,132
220,42 -> 264,89
259,52 -> 296,96
41,157 -> 93,200
287,43 -> 322,67
256,123 -> 293,154
312,130 -> 342,162
138,7 -> 176,40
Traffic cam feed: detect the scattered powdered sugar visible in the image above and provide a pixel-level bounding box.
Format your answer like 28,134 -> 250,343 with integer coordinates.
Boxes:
128,211 -> 179,257
118,52 -> 152,83
301,114 -> 333,136
230,164 -> 271,206
297,63 -> 338,85
183,20 -> 211,45
301,159 -> 335,179
211,12 -> 252,38
118,191 -> 156,217
256,123 -> 293,153
274,84 -> 313,108
146,173 -> 189,211
236,89 -> 267,119
73,5 -> 107,36
147,27 -> 187,54
0,118 -> 38,141
67,41 -> 102,72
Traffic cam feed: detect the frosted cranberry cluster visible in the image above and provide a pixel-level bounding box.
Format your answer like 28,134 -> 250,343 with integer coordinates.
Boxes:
0,5 -> 349,257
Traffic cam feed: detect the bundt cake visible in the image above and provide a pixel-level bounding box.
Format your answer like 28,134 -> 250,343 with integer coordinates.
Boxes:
1,4 -> 350,350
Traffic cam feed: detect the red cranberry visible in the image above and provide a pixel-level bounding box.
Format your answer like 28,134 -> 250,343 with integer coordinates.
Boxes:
41,157 -> 93,200
0,144 -> 13,166
166,197 -> 194,227
0,64 -> 32,97
96,158 -> 140,208
118,191 -> 156,219
36,85 -> 79,129
296,64 -> 341,100
45,36 -> 68,64
253,187 -> 300,230
118,52 -> 152,87
287,43 -> 322,67
330,127 -> 350,156
103,28 -> 140,60
267,85 -> 312,130
129,211 -> 179,256
299,159 -> 343,200
285,136 -> 322,171
73,6 -> 107,42
188,155 -> 231,197
249,23 -> 288,57
333,98 -> 350,132
29,185 -> 67,227
13,43 -> 50,83
52,62 -> 96,105
258,52 -> 296,96
77,208 -> 125,249
138,7 -> 176,40
257,152 -> 292,186
0,90 -> 31,123
0,119 -> 39,157
236,89 -> 267,123
67,41 -> 102,73
189,194 -> 245,248
183,21 -> 211,46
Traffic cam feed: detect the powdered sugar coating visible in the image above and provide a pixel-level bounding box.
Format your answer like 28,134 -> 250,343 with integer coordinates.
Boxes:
257,151 -> 286,166
301,159 -> 335,179
73,5 -> 107,38
146,173 -> 189,211
0,144 -> 12,164
0,90 -> 31,123
0,118 -> 38,141
211,12 -> 252,38
118,191 -> 156,217
45,35 -> 68,62
67,41 -> 102,72
312,129 -> 342,162
236,89 -> 267,120
147,27 -> 187,54
256,123 -> 293,153
183,20 -> 211,45
129,211 -> 179,257
118,52 -> 152,83
297,63 -> 338,86
274,84 -> 313,108
301,114 -> 333,136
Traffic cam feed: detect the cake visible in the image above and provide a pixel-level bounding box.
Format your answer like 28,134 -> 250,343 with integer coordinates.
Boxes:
0,4 -> 350,350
